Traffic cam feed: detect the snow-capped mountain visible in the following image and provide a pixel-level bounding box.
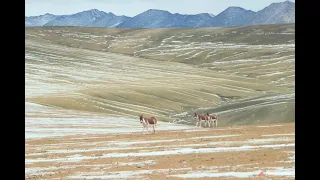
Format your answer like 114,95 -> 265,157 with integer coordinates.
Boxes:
25,13 -> 60,27
117,9 -> 171,28
244,1 -> 295,25
43,9 -> 104,27
90,12 -> 131,28
117,9 -> 215,28
25,1 -> 295,28
42,9 -> 127,27
199,7 -> 256,27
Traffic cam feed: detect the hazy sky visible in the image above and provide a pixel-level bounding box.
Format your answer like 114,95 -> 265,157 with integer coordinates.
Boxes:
26,0 -> 295,17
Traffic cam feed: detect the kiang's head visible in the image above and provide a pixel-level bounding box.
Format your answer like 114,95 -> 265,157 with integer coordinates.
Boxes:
139,114 -> 143,123
194,113 -> 197,119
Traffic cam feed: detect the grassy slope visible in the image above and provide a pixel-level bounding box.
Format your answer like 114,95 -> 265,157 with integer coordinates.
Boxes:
25,24 -> 295,126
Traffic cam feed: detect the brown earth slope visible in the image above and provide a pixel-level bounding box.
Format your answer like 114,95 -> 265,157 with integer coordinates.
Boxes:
25,122 -> 294,180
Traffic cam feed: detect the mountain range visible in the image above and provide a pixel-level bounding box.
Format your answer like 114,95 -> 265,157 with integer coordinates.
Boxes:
25,1 -> 295,28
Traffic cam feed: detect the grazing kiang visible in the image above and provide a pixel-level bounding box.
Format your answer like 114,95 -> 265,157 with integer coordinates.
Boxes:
139,114 -> 157,134
206,112 -> 218,127
194,112 -> 210,128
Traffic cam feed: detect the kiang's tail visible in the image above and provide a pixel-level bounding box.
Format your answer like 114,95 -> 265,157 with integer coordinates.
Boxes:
153,117 -> 157,126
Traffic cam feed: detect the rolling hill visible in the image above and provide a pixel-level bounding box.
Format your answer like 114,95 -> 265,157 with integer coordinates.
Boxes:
25,23 -> 295,126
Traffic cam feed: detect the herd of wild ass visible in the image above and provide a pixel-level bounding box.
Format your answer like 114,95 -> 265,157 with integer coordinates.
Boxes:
139,113 -> 218,134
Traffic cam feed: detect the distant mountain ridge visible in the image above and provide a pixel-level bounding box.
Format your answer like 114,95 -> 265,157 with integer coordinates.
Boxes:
25,13 -> 61,27
25,1 -> 295,28
198,7 -> 256,27
245,1 -> 295,25
116,9 -> 215,28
